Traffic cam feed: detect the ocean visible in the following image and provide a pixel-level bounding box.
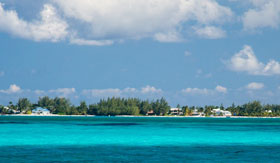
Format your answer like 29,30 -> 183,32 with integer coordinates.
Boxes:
0,116 -> 280,162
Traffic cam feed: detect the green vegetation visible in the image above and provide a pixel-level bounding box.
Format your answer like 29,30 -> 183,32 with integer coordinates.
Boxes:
0,97 -> 170,116
17,98 -> 32,113
1,97 -> 280,117
226,101 -> 280,117
88,97 -> 170,116
181,101 -> 280,117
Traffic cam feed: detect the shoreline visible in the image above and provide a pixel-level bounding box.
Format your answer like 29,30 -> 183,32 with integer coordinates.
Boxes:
1,114 -> 280,118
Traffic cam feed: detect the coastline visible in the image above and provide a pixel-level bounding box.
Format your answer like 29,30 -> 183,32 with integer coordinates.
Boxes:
1,114 -> 280,118
0,114 -> 96,117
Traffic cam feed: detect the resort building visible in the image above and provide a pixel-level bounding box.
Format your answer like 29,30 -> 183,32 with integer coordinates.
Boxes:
212,108 -> 232,117
3,107 -> 20,114
32,107 -> 51,115
265,110 -> 272,113
169,108 -> 183,116
191,109 -> 205,117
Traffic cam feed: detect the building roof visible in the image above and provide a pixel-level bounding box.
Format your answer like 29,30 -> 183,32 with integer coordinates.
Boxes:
170,108 -> 182,111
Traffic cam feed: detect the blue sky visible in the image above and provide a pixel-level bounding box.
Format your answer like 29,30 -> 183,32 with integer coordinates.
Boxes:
0,0 -> 279,106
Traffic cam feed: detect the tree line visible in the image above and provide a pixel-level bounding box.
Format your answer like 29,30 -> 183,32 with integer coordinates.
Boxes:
0,97 -> 170,116
182,101 -> 280,117
1,97 -> 280,116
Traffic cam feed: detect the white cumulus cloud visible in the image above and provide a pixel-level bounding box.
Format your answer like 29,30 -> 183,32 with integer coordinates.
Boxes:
246,82 -> 264,90
182,85 -> 228,95
0,84 -> 21,94
215,85 -> 227,93
52,0 -> 232,43
243,0 -> 280,30
0,3 -> 68,42
141,85 -> 162,94
182,88 -> 211,95
49,88 -> 76,97
153,31 -> 183,43
0,0 -> 233,45
70,38 -> 114,46
82,85 -> 163,98
227,45 -> 280,76
193,26 -> 226,39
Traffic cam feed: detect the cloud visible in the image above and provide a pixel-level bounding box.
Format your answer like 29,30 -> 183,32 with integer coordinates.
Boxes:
0,3 -> 68,42
243,0 -> 280,30
182,88 -> 211,95
82,88 -> 122,98
34,90 -> 45,95
123,87 -> 137,93
227,45 -> 280,76
82,85 -> 162,98
195,69 -> 212,78
182,85 -> 226,95
49,88 -> 76,97
246,82 -> 264,90
193,26 -> 226,39
0,85 -> 163,101
215,85 -> 227,93
0,84 -> 21,94
0,0 -> 233,45
249,0 -> 268,6
141,85 -> 162,94
70,38 -> 114,46
52,0 -> 232,43
153,31 -> 183,42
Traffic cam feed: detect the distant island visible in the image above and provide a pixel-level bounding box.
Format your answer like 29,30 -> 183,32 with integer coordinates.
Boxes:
1,97 -> 280,117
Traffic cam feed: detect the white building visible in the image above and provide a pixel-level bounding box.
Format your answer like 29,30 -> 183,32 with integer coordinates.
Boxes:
169,108 -> 183,115
265,110 -> 272,113
191,109 -> 204,117
212,108 -> 232,117
3,107 -> 20,114
223,111 -> 232,117
32,107 -> 51,115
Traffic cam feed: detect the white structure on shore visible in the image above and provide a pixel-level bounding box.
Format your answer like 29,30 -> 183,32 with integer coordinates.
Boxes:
169,108 -> 183,115
32,107 -> 51,115
3,107 -> 20,114
265,110 -> 272,113
191,109 -> 205,117
212,108 -> 232,117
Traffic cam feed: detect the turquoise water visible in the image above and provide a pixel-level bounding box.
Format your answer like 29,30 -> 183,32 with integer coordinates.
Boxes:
0,116 -> 280,162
